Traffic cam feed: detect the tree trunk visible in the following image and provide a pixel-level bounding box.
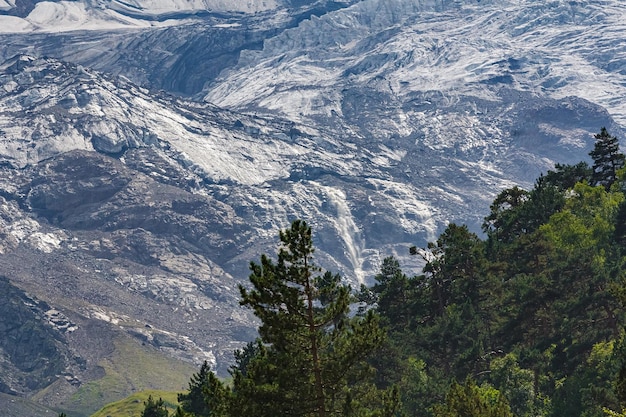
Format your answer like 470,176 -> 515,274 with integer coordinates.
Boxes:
304,256 -> 326,417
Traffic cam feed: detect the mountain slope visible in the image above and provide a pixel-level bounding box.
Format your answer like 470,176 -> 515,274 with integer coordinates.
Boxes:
2,54 -> 611,285
0,392 -> 58,417
203,0 -> 626,151
0,52 -> 615,401
0,1 -> 357,96
1,0 -> 626,414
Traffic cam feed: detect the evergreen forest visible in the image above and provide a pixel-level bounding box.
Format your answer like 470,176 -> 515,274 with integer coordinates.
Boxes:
137,128 -> 626,417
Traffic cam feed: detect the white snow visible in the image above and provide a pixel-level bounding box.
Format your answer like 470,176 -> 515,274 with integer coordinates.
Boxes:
0,0 -> 280,33
367,178 -> 439,241
27,232 -> 63,253
23,1 -> 181,32
110,0 -> 279,15
204,0 -> 626,127
0,0 -> 14,11
317,184 -> 366,285
0,16 -> 33,32
91,308 -> 121,325
8,218 -> 41,241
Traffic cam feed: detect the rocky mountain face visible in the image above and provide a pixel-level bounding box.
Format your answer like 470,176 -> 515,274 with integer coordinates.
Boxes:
0,275 -> 68,394
0,1 -> 353,95
0,0 -> 625,415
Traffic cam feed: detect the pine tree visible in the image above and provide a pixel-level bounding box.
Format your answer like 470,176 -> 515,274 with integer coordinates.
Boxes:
412,223 -> 502,380
230,339 -> 263,377
482,186 -> 530,243
177,361 -> 211,416
421,224 -> 487,316
372,256 -> 411,332
615,200 -> 626,249
232,219 -> 398,417
141,395 -> 169,417
433,379 -> 514,417
171,407 -> 191,417
542,161 -> 592,190
178,361 -> 212,417
178,360 -> 229,417
590,127 -> 625,190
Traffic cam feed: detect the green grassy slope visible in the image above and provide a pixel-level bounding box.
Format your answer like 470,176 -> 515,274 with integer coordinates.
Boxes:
51,333 -> 196,417
90,390 -> 180,417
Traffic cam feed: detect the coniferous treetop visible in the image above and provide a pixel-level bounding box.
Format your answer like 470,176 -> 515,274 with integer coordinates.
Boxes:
590,127 -> 625,190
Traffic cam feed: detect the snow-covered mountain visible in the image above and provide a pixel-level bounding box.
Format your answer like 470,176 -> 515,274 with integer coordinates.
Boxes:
204,0 -> 626,144
0,0 -> 625,414
0,0 -> 319,32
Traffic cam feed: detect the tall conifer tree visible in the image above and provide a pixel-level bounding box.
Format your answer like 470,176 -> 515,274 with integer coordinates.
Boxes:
232,219 -> 398,417
178,361 -> 214,416
590,127 -> 625,190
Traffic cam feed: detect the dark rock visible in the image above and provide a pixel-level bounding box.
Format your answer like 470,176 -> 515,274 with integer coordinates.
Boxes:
0,276 -> 67,394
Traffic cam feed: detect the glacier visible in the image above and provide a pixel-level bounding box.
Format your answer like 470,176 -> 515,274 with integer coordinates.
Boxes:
204,0 -> 626,126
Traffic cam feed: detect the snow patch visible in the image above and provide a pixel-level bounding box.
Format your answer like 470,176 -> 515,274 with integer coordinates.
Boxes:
8,218 -> 41,241
27,232 -> 63,253
317,183 -> 365,285
204,0 -> 626,129
368,178 -> 438,241
0,16 -> 33,32
0,0 -> 280,32
538,124 -> 588,149
110,0 -> 279,15
91,308 -> 121,325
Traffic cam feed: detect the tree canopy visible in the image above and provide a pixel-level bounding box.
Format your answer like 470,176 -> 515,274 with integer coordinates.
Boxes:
173,220 -> 399,417
590,127 -> 625,190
